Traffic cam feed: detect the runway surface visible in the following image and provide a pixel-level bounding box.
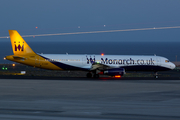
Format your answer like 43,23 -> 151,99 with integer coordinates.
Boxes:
0,79 -> 180,120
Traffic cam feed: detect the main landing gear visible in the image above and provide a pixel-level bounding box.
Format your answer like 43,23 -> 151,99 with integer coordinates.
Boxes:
93,74 -> 99,78
86,72 -> 99,78
86,72 -> 92,78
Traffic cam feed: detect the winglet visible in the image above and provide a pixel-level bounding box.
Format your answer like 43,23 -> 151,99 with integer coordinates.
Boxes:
8,30 -> 36,55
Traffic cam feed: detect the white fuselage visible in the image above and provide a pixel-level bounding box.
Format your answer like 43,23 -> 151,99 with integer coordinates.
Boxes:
39,54 -> 175,71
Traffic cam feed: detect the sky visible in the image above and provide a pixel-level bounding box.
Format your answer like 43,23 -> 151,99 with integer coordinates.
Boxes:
0,0 -> 180,42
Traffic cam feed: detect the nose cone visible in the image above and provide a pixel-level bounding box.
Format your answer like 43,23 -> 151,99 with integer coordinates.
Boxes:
170,62 -> 176,69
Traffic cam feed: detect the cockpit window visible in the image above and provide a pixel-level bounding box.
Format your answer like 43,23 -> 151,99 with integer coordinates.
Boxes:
165,60 -> 169,62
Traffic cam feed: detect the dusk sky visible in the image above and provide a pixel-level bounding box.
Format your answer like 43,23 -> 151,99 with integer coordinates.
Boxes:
0,0 -> 180,42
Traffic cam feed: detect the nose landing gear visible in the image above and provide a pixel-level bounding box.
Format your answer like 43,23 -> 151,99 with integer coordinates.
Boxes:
154,72 -> 158,79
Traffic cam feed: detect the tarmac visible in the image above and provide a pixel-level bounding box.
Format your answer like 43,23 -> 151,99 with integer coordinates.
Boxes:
0,78 -> 180,120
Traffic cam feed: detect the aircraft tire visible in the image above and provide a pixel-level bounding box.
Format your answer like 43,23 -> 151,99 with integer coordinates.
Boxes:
93,74 -> 99,78
155,75 -> 158,79
86,73 -> 92,78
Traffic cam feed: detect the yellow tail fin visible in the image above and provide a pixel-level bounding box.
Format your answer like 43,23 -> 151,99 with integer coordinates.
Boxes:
8,30 -> 35,55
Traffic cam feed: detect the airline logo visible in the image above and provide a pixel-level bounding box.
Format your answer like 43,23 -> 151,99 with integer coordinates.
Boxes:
14,42 -> 24,51
86,56 -> 95,64
101,58 -> 154,65
86,56 -> 155,65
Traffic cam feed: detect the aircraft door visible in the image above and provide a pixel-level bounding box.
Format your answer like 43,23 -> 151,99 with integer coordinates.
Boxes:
82,57 -> 87,65
156,57 -> 161,66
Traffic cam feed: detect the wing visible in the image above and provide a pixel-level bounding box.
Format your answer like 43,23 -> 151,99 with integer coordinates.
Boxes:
90,62 -> 115,71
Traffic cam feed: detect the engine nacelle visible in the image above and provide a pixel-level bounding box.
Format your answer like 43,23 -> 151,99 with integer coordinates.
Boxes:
104,68 -> 125,76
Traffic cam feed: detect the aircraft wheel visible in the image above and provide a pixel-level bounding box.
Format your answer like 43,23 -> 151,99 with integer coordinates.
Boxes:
86,72 -> 92,78
155,75 -> 158,79
93,74 -> 99,78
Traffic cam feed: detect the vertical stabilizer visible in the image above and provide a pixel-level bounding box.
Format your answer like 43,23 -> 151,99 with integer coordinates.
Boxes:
8,30 -> 35,55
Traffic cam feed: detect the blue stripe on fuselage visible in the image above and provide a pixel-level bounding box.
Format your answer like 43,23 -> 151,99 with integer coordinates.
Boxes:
122,65 -> 171,71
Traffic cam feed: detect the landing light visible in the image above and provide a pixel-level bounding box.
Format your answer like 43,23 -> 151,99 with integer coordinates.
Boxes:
12,64 -> 15,67
3,57 -> 6,60
101,53 -> 104,56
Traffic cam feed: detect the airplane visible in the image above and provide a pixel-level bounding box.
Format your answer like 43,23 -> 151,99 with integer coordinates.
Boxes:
4,30 -> 176,78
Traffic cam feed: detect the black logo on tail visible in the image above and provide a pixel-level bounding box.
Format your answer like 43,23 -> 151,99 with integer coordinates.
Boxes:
15,42 -> 24,51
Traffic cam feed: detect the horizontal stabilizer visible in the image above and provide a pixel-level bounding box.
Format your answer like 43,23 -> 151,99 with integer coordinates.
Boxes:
13,56 -> 26,60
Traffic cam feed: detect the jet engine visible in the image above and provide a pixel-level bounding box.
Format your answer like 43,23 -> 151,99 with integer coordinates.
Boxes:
104,68 -> 125,76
